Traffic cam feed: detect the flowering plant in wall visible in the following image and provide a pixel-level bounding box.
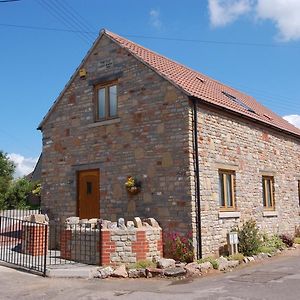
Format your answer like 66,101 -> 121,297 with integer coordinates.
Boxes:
125,176 -> 141,194
164,231 -> 194,263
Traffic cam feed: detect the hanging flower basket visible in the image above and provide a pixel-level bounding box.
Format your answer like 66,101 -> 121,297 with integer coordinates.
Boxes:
125,176 -> 141,195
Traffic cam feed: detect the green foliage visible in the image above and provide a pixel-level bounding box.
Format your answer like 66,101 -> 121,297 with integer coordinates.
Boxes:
197,257 -> 219,269
256,234 -> 285,254
32,182 -> 41,196
127,260 -> 156,270
0,151 -> 15,208
3,178 -> 35,209
0,151 -> 15,179
294,237 -> 300,244
257,245 -> 276,254
164,232 -> 194,263
264,234 -> 284,250
228,253 -> 245,262
237,219 -> 262,256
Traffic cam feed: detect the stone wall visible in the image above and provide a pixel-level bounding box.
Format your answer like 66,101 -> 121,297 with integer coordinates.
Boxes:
40,34 -> 192,236
190,103 -> 300,256
60,217 -> 162,266
40,32 -> 300,259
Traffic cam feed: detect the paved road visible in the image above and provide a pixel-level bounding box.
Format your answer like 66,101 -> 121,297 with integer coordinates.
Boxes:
0,250 -> 300,300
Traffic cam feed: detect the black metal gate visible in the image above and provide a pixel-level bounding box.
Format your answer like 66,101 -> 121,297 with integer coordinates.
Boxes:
0,215 -> 48,276
0,210 -> 102,276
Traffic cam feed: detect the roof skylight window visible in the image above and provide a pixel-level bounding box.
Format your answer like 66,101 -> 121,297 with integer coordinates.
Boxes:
263,114 -> 273,121
222,91 -> 256,114
196,76 -> 205,83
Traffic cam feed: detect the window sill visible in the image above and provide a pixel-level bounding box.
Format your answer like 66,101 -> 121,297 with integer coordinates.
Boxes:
263,211 -> 278,217
219,211 -> 241,219
87,117 -> 120,127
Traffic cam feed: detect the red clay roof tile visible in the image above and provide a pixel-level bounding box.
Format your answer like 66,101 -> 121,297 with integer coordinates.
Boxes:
105,30 -> 300,138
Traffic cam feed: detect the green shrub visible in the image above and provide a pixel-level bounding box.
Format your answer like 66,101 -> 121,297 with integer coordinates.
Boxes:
237,220 -> 262,256
228,253 -> 244,262
256,234 -> 285,254
294,237 -> 300,244
127,260 -> 156,270
257,245 -> 276,254
197,257 -> 219,269
264,234 -> 285,250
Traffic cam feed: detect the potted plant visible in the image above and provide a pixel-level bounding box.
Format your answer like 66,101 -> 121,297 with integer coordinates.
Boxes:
125,176 -> 141,195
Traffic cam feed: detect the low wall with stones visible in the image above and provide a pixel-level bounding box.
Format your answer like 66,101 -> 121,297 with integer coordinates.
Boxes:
60,217 -> 163,266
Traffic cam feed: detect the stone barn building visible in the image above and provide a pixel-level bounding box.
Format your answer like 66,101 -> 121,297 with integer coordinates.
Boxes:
38,29 -> 300,257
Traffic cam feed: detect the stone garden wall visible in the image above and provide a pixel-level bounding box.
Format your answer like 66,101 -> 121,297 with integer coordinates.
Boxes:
60,217 -> 163,266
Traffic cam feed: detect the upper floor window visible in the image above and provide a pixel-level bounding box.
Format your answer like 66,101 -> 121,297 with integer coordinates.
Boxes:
95,82 -> 117,121
262,176 -> 275,210
219,170 -> 236,210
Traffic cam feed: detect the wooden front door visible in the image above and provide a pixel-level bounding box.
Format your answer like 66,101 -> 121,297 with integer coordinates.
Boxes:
77,169 -> 100,219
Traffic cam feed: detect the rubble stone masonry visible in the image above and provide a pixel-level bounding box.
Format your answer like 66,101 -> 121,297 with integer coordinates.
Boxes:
191,103 -> 300,255
41,34 -> 300,257
41,35 -> 193,236
60,217 -> 162,266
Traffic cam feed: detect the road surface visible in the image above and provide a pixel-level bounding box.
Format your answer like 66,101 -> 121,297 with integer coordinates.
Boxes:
0,249 -> 299,299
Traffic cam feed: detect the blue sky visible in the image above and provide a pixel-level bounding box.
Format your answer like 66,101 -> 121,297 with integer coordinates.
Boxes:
0,0 -> 300,176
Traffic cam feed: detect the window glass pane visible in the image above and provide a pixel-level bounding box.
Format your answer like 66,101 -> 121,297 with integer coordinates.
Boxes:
219,174 -> 225,207
98,88 -> 106,119
109,85 -> 117,117
262,178 -> 266,207
267,179 -> 272,207
86,182 -> 92,195
226,174 -> 233,207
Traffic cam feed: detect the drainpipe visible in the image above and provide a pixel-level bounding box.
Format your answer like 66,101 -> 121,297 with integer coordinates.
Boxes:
192,98 -> 202,259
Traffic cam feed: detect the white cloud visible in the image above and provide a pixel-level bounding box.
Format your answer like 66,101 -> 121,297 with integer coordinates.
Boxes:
256,0 -> 300,41
208,0 -> 253,27
149,9 -> 162,29
7,153 -> 38,178
283,114 -> 300,129
208,0 -> 300,41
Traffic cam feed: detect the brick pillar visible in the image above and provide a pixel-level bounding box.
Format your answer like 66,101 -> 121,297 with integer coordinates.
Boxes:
100,230 -> 116,265
60,229 -> 71,260
21,224 -> 47,256
132,231 -> 150,261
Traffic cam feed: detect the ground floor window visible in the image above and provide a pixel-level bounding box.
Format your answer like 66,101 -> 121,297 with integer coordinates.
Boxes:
262,176 -> 275,210
219,170 -> 236,210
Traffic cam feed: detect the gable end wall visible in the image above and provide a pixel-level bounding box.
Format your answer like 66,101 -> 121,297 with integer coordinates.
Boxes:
41,35 -> 193,235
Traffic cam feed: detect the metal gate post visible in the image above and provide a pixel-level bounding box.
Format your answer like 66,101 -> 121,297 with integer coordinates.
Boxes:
43,224 -> 48,276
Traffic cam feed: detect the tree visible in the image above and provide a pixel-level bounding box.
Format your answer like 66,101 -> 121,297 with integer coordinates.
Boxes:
4,178 -> 35,209
0,151 -> 15,208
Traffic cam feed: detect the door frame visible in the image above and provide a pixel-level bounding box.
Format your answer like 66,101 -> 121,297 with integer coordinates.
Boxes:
76,168 -> 100,218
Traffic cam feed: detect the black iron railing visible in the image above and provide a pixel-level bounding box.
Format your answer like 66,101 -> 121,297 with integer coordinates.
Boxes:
0,212 -> 102,276
0,215 -> 48,276
47,222 -> 101,266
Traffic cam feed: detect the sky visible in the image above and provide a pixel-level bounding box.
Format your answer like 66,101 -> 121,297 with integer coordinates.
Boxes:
0,0 -> 300,177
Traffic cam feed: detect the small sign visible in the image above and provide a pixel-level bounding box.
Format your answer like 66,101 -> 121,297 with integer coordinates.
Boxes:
229,232 -> 238,245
